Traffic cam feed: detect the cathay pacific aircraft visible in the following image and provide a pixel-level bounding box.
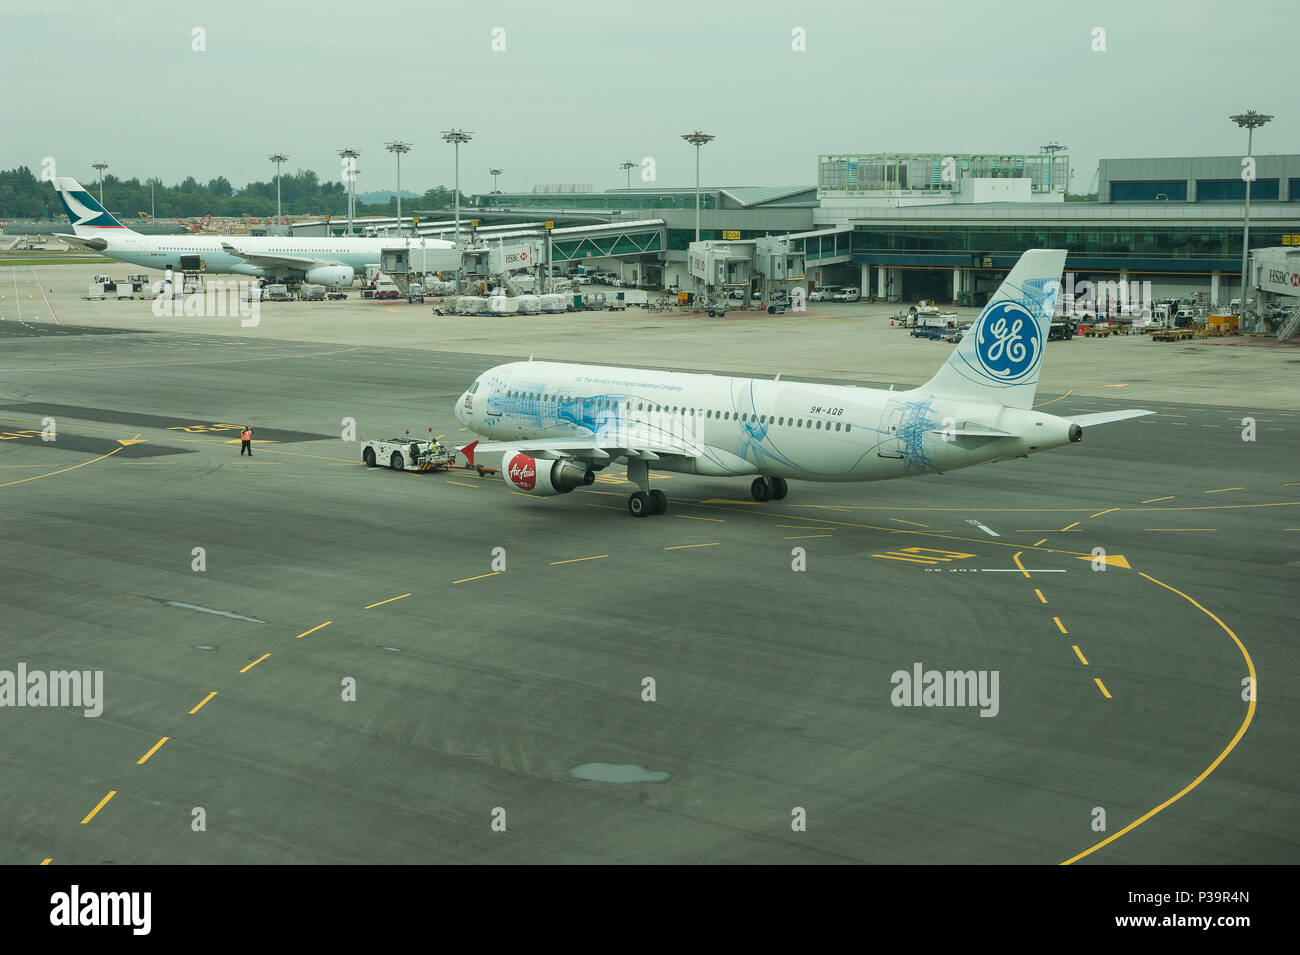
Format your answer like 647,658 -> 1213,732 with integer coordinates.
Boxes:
450,249 -> 1152,517
52,177 -> 454,285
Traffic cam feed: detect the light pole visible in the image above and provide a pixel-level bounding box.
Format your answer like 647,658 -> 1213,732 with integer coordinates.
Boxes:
386,141 -> 411,236
619,160 -> 636,189
268,153 -> 288,225
441,130 -> 472,291
338,148 -> 360,235
489,168 -> 502,194
1230,110 -> 1272,330
680,131 -> 714,242
92,161 -> 108,205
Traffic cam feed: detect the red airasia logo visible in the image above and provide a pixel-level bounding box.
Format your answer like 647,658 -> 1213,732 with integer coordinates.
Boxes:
507,453 -> 537,490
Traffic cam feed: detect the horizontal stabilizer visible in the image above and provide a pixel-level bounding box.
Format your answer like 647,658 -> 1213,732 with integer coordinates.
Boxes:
56,233 -> 109,252
1070,410 -> 1153,427
925,425 -> 1014,438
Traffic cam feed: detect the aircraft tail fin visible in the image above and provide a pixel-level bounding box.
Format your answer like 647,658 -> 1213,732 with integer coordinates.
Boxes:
51,177 -> 135,235
918,249 -> 1067,410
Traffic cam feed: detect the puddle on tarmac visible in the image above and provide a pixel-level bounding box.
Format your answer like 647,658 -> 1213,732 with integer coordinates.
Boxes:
569,762 -> 671,783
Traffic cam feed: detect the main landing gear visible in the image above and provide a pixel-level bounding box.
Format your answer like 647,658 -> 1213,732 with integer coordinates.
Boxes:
750,476 -> 788,502
626,457 -> 668,518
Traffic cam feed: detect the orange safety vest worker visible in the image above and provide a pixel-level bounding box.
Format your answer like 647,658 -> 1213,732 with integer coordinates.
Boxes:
241,430 -> 252,441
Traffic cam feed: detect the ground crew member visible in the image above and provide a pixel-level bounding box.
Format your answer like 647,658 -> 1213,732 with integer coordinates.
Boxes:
240,426 -> 253,456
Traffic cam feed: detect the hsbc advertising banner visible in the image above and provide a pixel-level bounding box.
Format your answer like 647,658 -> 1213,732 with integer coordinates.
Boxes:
1259,263 -> 1300,297
491,243 -> 538,273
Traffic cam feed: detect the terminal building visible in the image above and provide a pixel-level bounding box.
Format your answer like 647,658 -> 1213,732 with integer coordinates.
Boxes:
295,151 -> 1300,307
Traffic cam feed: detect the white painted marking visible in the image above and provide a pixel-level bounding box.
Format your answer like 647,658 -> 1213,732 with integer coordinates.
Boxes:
965,518 -> 999,537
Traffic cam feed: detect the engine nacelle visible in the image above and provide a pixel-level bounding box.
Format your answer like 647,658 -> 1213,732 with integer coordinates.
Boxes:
305,264 -> 355,287
500,449 -> 594,496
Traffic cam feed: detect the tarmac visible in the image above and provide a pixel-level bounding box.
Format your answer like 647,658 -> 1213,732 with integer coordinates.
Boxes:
0,263 -> 1295,863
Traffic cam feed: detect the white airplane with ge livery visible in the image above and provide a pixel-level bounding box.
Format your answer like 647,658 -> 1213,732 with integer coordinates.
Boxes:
452,249 -> 1152,517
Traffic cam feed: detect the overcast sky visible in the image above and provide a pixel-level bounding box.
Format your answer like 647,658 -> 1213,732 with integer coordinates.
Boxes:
3,0 -> 1296,196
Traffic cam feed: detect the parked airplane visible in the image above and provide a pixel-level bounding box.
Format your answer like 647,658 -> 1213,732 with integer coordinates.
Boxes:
51,177 -> 454,284
450,249 -> 1151,517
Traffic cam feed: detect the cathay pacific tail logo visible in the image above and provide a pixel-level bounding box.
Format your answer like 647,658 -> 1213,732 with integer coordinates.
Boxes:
55,182 -> 121,228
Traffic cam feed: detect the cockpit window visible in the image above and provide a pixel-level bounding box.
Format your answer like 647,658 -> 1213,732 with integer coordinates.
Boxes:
468,379 -> 481,395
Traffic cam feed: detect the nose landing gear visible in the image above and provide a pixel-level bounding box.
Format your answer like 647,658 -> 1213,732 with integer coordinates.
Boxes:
626,458 -> 669,517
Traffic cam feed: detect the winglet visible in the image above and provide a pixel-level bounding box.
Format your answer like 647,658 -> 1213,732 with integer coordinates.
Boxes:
457,440 -> 478,467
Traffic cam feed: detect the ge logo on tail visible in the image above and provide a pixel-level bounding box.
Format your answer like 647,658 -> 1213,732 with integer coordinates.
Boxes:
974,301 -> 1041,383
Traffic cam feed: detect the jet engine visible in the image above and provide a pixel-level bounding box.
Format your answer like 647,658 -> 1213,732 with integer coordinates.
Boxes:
304,264 -> 355,287
500,449 -> 594,496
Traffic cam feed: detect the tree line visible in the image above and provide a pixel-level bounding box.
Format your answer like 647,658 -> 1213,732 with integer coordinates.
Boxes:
0,166 -> 463,220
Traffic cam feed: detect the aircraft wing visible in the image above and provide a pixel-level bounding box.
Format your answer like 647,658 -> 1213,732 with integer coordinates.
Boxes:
220,241 -> 321,269
457,437 -> 698,466
1070,410 -> 1153,427
56,233 -> 108,252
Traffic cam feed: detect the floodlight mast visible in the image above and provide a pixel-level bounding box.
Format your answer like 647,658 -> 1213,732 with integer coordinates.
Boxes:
386,141 -> 411,236
681,131 -> 715,242
1230,110 -> 1272,330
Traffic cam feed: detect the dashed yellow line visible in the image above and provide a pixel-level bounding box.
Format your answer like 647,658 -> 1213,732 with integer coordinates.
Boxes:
1012,551 -> 1029,578
40,858 -> 52,865
1032,538 -> 1048,547
445,480 -> 478,488
1094,678 -> 1112,699
295,621 -> 332,639
889,518 -> 929,527
80,790 -> 117,825
1072,645 -> 1089,665
664,542 -> 720,550
239,653 -> 271,673
1089,508 -> 1118,519
1034,589 -> 1047,604
785,534 -> 833,540
1053,616 -> 1068,634
452,571 -> 500,584
364,594 -> 411,609
1204,487 -> 1243,494
550,555 -> 608,565
137,736 -> 169,765
676,513 -> 724,522
1064,573 -> 1257,864
1060,521 -> 1080,531
1141,496 -> 1174,504
1145,528 -> 1217,532
189,691 -> 217,715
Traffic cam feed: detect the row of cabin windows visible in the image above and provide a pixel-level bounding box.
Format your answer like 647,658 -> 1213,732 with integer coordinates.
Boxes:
502,391 -> 851,433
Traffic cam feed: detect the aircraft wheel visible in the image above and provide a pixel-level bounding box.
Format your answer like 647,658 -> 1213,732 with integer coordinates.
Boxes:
629,491 -> 650,518
363,447 -> 376,467
649,489 -> 668,515
750,477 -> 772,502
389,451 -> 404,471
770,477 -> 788,501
